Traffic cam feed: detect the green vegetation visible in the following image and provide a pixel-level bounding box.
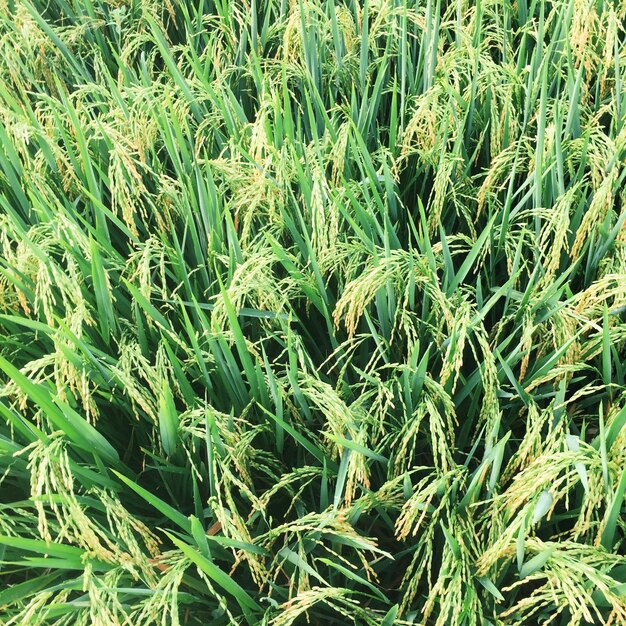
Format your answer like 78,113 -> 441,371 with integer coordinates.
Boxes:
0,0 -> 625,624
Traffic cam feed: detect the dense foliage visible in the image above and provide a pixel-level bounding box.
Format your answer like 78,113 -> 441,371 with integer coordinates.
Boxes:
0,0 -> 625,624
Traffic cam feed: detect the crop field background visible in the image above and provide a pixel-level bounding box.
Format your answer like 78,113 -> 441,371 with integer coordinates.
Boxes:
0,0 -> 625,624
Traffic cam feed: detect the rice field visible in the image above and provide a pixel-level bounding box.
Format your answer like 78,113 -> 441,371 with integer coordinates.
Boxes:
0,0 -> 625,624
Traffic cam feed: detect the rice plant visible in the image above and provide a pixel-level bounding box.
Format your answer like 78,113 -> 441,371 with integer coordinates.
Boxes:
0,0 -> 625,624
